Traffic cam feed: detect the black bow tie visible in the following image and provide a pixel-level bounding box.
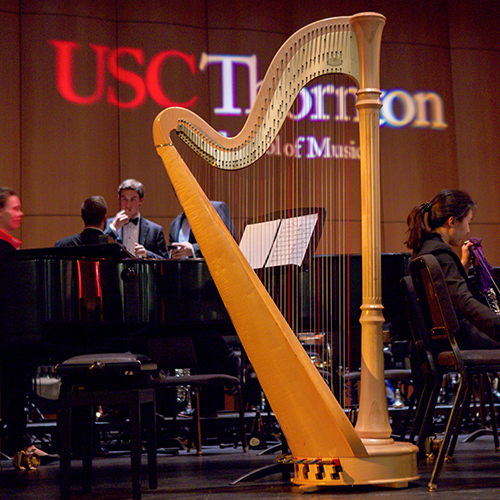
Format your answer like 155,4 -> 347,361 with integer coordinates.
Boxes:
129,217 -> 139,225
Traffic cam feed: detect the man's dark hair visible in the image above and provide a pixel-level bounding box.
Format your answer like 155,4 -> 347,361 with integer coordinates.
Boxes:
81,196 -> 107,227
118,179 -> 145,199
0,187 -> 17,209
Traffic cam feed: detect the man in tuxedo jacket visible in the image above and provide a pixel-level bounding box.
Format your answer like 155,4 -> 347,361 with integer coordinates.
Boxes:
105,179 -> 167,259
55,196 -> 109,247
168,201 -> 235,259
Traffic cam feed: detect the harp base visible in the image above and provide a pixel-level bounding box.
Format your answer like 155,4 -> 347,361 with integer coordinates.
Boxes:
291,441 -> 419,490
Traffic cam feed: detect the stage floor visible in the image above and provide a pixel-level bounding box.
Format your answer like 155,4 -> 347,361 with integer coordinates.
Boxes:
1,435 -> 499,500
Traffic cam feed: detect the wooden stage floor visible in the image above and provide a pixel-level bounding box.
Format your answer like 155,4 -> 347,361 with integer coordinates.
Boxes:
1,434 -> 500,500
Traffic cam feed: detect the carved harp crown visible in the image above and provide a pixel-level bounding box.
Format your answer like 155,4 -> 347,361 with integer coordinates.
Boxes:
155,16 -> 361,170
154,12 -> 418,489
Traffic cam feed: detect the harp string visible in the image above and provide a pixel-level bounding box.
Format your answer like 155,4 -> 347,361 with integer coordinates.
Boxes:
180,73 -> 355,407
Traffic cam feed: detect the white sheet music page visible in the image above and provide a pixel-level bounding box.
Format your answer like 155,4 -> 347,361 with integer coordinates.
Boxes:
266,213 -> 318,267
239,219 -> 281,269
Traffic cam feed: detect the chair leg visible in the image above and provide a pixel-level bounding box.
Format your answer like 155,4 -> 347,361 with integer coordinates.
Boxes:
399,390 -> 416,440
408,376 -> 436,444
193,388 -> 202,455
478,373 -> 500,451
446,379 -> 474,460
236,386 -> 248,451
129,393 -> 142,500
416,380 -> 441,459
460,373 -> 500,451
485,374 -> 500,451
59,398 -> 72,500
428,378 -> 472,491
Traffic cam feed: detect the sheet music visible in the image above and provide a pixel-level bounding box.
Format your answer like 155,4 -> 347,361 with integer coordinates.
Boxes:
239,219 -> 281,269
267,213 -> 318,267
239,213 -> 318,269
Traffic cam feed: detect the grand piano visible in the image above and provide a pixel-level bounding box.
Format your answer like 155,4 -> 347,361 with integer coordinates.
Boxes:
0,244 -> 410,376
0,244 -> 235,357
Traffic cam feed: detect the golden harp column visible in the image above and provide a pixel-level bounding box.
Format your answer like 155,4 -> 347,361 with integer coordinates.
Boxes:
351,14 -> 393,442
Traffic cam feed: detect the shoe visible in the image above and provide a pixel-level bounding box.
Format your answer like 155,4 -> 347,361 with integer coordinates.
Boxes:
12,446 -> 59,470
27,445 -> 59,465
12,449 -> 40,470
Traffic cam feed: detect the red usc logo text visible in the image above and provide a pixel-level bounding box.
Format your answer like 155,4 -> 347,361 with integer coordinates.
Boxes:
49,40 -> 198,109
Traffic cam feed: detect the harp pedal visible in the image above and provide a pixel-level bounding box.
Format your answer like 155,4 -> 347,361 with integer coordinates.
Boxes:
312,461 -> 325,480
329,458 -> 343,480
294,458 -> 342,482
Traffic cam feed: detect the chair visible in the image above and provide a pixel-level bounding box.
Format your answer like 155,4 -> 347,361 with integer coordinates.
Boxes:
55,352 -> 158,500
147,335 -> 248,455
409,254 -> 500,490
400,275 -> 444,454
401,275 -> 495,454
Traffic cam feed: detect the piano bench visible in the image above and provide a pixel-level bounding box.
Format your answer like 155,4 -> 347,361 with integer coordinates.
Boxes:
55,353 -> 158,500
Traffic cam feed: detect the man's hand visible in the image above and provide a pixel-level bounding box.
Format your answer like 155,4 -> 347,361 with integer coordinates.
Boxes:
170,242 -> 194,259
134,243 -> 147,259
111,210 -> 130,231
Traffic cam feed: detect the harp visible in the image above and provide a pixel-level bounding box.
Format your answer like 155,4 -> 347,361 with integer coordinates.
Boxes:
153,12 -> 418,489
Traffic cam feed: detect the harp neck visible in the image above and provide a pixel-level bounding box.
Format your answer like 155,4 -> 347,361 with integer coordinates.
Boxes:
153,15 -> 365,170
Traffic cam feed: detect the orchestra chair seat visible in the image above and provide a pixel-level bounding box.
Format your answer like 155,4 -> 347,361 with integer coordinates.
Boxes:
147,336 -> 248,455
55,352 -> 158,500
409,254 -> 500,491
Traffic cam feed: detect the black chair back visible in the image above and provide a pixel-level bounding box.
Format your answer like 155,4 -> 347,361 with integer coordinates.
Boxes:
146,335 -> 198,372
400,275 -> 437,376
409,254 -> 465,373
408,254 -> 500,491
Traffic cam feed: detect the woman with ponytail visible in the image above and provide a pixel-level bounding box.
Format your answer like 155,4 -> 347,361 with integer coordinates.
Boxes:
405,188 -> 500,350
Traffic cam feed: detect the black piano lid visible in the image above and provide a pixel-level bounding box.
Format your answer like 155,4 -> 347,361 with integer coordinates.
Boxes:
3,243 -> 135,260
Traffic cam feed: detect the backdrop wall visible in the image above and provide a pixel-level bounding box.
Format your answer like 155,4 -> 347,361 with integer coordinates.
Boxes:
1,0 -> 499,263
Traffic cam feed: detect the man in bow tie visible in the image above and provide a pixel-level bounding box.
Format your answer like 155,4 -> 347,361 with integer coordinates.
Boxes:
105,179 -> 167,259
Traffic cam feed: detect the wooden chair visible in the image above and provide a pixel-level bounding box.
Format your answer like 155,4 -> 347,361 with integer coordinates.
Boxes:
56,352 -> 158,500
409,254 -> 500,490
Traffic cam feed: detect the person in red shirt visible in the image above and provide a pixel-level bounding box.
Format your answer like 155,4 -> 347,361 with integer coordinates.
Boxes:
0,186 -> 57,469
0,187 -> 23,252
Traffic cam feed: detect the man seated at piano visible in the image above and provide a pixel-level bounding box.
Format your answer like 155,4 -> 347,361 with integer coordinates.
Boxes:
105,178 -> 167,259
169,201 -> 235,259
55,195 -> 109,247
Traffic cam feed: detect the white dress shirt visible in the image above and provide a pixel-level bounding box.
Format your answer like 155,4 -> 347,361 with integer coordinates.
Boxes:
122,215 -> 140,254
